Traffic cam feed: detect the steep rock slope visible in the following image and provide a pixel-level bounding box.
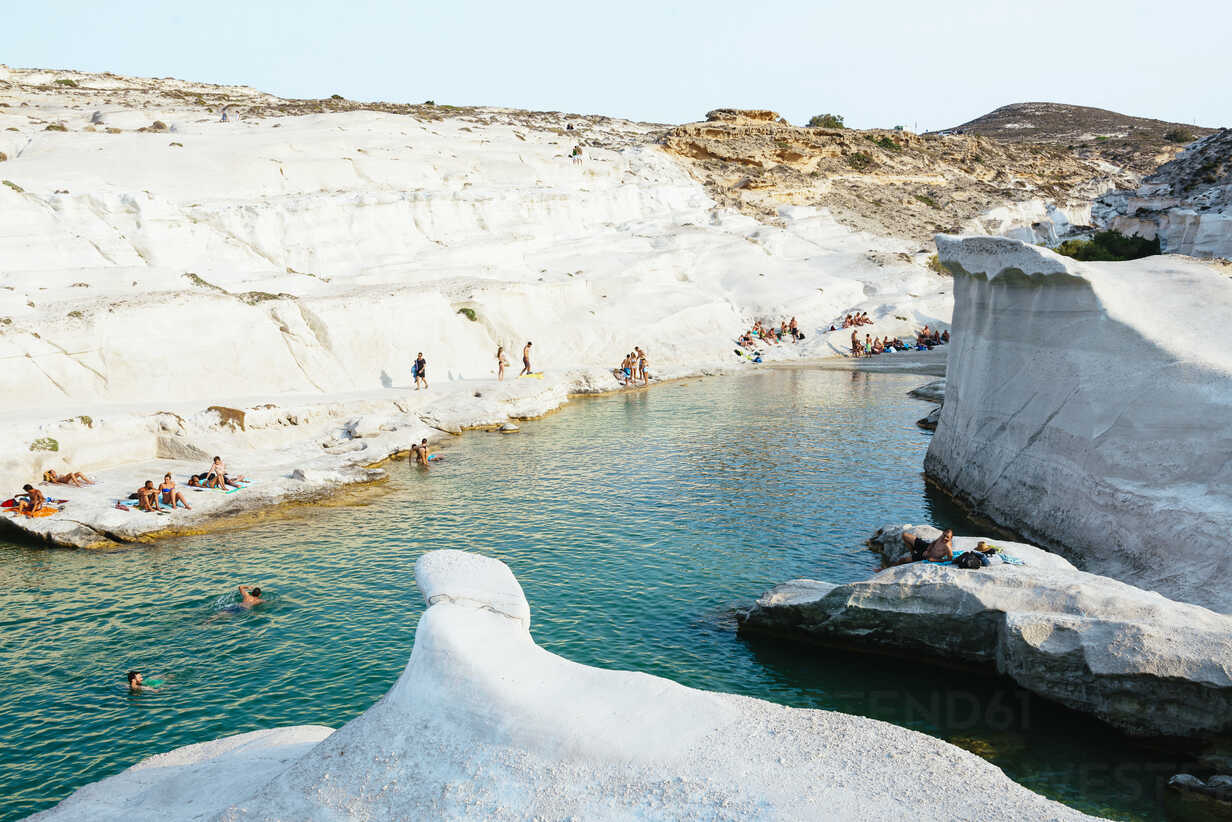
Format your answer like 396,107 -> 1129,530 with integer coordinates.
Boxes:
662,109 -> 1123,244
1098,128 -> 1232,258
32,550 -> 1100,822
928,236 -> 1232,612
939,102 -> 1217,174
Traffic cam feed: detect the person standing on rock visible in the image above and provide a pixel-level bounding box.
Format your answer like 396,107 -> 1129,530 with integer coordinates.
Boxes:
850,329 -> 861,358
520,342 -> 533,376
496,346 -> 509,380
414,352 -> 428,390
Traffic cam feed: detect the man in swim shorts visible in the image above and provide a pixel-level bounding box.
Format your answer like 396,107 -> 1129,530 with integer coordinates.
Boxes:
17,484 -> 45,515
520,341 -> 533,376
238,585 -> 264,608
900,528 -> 954,563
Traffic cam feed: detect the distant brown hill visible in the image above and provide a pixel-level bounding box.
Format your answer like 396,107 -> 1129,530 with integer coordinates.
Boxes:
936,102 -> 1219,175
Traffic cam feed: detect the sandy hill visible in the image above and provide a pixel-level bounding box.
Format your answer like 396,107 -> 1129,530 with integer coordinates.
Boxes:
938,102 -> 1219,174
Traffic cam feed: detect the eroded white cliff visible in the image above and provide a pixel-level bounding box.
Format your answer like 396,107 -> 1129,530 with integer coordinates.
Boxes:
928,236 -> 1232,612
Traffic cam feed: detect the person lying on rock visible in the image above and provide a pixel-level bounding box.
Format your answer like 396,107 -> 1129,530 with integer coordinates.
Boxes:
43,469 -> 94,486
136,481 -> 160,512
898,528 -> 954,564
17,484 -> 45,515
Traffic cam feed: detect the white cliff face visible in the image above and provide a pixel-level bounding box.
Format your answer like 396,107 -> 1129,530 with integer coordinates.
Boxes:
928,236 -> 1232,612
31,550 -> 1101,822
0,70 -> 955,503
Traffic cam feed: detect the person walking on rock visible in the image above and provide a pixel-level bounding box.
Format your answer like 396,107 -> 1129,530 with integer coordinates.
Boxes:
496,346 -> 508,380
520,342 -> 533,376
414,352 -> 428,390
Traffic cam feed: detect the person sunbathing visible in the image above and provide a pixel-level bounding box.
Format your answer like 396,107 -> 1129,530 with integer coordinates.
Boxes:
941,329 -> 950,343
136,481 -> 160,512
158,473 -> 191,510
899,529 -> 954,563
872,337 -> 884,355
17,485 -> 45,515
44,469 -> 93,487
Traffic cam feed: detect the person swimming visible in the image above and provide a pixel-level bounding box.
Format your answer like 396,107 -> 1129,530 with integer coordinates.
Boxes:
238,585 -> 264,608
127,670 -> 162,691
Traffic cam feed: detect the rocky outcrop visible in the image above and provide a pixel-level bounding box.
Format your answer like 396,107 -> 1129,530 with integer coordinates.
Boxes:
662,112 -> 1117,243
1097,128 -> 1232,258
739,526 -> 1232,741
33,550 -> 1100,821
928,236 -> 1232,612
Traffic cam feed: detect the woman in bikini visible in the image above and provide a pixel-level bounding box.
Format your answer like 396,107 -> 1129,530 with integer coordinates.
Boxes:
44,469 -> 94,487
158,473 -> 192,510
496,346 -> 509,380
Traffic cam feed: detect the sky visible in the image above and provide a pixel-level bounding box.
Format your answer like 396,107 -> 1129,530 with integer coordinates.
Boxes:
8,0 -> 1231,130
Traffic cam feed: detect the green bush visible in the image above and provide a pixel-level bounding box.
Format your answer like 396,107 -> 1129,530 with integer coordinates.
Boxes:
30,437 -> 59,452
457,307 -> 478,322
914,193 -> 939,208
808,113 -> 844,129
2,180 -> 23,193
872,135 -> 901,152
54,78 -> 78,88
1054,231 -> 1160,262
44,123 -> 68,132
926,254 -> 949,274
1164,127 -> 1195,144
846,151 -> 874,171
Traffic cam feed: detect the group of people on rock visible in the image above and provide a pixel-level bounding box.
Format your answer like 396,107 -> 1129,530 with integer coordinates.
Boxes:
129,456 -> 245,513
738,318 -> 803,349
615,346 -> 650,386
840,312 -> 874,328
847,324 -> 950,358
7,469 -> 96,516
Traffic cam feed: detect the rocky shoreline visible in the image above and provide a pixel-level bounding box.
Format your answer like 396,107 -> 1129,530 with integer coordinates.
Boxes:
739,525 -> 1232,745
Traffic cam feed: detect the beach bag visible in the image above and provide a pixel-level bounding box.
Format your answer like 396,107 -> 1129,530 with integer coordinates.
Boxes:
954,551 -> 985,569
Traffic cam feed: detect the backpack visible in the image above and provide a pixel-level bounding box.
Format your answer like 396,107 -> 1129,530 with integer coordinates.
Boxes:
954,551 -> 985,570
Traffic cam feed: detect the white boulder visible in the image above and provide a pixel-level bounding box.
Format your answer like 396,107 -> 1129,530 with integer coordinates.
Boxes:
740,527 -> 1232,740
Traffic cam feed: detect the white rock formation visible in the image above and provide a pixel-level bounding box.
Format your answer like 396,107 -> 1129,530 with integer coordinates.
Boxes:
740,526 -> 1232,740
31,550 -> 1100,821
1096,128 -> 1232,259
0,66 -> 954,538
928,236 -> 1232,612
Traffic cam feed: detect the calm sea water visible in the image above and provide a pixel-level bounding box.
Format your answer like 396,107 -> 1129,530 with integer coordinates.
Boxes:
0,370 -> 1184,821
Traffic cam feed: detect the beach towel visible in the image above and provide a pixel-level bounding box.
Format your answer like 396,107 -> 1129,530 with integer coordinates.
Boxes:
21,506 -> 58,518
115,499 -> 176,512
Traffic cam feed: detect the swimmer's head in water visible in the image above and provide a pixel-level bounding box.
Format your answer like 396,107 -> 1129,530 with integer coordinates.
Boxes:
127,670 -> 141,686
251,587 -> 262,598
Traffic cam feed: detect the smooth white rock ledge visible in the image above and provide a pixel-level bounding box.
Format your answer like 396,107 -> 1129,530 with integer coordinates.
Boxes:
31,550 -> 1100,821
739,525 -> 1232,740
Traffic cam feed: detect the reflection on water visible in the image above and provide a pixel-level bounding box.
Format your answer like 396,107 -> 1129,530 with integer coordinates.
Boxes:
0,371 -> 1178,820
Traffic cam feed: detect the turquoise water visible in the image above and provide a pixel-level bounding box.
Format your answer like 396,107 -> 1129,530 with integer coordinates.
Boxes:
0,370 -> 1184,820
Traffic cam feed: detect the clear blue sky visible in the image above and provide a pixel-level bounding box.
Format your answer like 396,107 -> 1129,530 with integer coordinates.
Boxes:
9,0 -> 1230,129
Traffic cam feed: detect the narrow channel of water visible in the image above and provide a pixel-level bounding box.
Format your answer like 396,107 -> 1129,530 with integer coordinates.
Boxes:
0,370 -> 1184,820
